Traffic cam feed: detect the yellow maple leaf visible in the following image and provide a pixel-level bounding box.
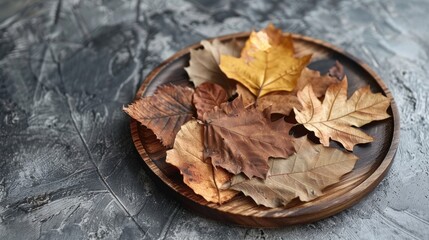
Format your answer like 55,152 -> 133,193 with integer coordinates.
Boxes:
219,24 -> 311,98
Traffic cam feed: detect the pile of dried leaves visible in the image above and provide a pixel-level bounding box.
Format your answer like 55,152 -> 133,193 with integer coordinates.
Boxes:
124,24 -> 391,208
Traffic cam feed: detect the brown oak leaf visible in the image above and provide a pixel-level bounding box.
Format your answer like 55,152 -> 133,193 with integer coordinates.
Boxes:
123,84 -> 195,148
220,25 -> 311,98
193,82 -> 228,120
227,137 -> 358,208
294,77 -> 391,151
185,39 -> 243,96
203,97 -> 295,179
166,120 -> 238,203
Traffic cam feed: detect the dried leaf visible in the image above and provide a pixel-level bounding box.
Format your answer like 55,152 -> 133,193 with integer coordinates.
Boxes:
185,39 -> 243,96
193,82 -> 228,120
220,25 -> 311,99
203,98 -> 295,179
123,84 -> 195,148
166,120 -> 238,203
294,77 -> 391,150
227,137 -> 358,208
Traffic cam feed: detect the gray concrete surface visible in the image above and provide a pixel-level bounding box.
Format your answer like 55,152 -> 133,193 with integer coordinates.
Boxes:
0,0 -> 428,239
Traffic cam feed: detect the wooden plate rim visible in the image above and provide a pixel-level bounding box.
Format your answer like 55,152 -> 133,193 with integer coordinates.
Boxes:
129,32 -> 400,226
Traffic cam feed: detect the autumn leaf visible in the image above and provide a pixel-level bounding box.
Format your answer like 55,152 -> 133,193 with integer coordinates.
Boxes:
294,77 -> 391,150
203,97 -> 295,179
185,39 -> 243,96
226,137 -> 358,208
123,84 -> 195,148
193,82 -> 228,120
219,25 -> 312,99
166,120 -> 238,203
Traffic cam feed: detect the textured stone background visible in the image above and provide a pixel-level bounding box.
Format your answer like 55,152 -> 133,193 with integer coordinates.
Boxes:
0,0 -> 428,239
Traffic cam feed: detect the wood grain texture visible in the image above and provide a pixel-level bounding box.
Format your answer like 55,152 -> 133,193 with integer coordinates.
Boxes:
130,33 -> 400,227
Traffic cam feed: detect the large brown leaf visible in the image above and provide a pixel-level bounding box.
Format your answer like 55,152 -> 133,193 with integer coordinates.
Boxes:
193,82 -> 228,120
185,39 -> 243,96
294,77 -> 391,150
123,84 -> 195,148
219,25 -> 311,99
203,98 -> 295,179
166,120 -> 238,203
227,137 -> 358,208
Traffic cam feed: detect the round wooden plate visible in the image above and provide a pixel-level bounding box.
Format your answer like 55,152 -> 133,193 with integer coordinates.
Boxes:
130,32 -> 400,227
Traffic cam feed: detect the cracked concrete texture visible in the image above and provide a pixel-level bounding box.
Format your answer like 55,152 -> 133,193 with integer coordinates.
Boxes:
0,0 -> 428,239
